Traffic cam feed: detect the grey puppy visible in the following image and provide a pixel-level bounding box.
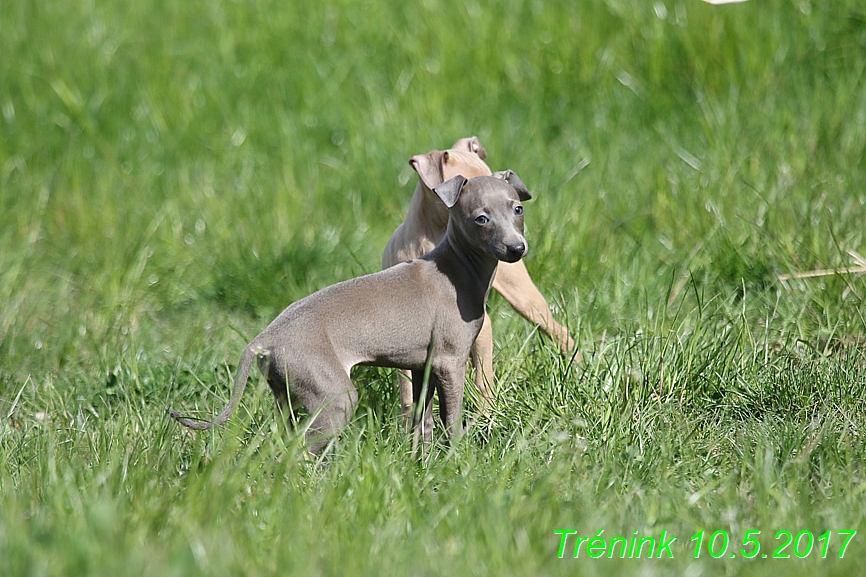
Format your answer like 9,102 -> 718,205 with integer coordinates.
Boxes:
170,173 -> 531,452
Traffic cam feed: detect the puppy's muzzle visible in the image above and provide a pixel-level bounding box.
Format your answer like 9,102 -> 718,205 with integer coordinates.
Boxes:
503,241 -> 527,262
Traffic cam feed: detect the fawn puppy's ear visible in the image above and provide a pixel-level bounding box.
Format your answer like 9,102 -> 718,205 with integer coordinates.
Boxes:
433,175 -> 468,208
492,170 -> 532,201
409,150 -> 446,190
450,136 -> 487,160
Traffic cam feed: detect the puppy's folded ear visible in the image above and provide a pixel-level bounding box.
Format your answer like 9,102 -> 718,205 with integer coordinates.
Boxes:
433,175 -> 468,208
409,150 -> 446,190
451,136 -> 487,160
493,170 -> 532,200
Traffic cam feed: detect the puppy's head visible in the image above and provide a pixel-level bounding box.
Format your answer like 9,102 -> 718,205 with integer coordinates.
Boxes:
450,136 -> 487,160
409,136 -> 492,192
433,174 -> 530,263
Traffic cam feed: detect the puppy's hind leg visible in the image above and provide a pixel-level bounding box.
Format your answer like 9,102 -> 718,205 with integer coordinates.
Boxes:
296,364 -> 359,454
257,349 -> 295,426
410,369 -> 436,450
398,370 -> 415,430
470,312 -> 495,408
265,374 -> 305,435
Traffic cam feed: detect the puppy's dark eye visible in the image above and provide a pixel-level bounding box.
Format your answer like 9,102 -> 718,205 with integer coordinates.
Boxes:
514,205 -> 524,216
475,215 -> 489,225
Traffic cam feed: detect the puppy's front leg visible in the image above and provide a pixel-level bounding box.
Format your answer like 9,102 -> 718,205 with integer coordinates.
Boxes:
493,260 -> 579,360
433,363 -> 466,446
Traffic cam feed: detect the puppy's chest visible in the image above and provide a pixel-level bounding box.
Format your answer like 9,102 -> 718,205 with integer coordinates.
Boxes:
430,309 -> 484,353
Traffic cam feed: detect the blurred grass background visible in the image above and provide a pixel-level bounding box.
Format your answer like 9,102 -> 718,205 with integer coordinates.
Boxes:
2,0 -> 866,575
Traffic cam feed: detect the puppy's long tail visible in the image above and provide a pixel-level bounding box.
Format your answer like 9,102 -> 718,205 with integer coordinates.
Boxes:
168,343 -> 258,430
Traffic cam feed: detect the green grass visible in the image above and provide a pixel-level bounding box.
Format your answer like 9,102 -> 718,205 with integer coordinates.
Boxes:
2,0 -> 866,574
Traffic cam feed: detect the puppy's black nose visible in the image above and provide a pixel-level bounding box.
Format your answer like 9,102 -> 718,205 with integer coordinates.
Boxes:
506,242 -> 526,260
